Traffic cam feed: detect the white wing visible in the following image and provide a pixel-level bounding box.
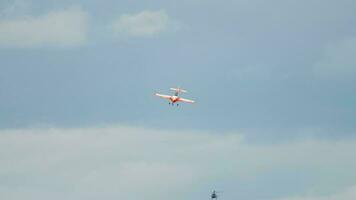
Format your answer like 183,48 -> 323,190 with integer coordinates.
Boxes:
170,88 -> 187,93
155,93 -> 171,100
178,97 -> 195,103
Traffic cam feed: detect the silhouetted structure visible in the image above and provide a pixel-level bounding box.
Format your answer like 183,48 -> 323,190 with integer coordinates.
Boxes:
211,191 -> 218,200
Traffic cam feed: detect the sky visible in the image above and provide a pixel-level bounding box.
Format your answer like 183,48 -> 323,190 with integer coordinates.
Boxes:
0,0 -> 356,200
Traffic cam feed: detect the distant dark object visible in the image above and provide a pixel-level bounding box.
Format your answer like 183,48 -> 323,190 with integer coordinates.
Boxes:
211,190 -> 218,199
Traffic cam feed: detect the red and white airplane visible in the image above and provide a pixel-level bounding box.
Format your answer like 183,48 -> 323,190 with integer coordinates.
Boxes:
155,87 -> 195,106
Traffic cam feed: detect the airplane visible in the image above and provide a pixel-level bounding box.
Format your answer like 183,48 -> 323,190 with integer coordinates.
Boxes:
155,87 -> 195,106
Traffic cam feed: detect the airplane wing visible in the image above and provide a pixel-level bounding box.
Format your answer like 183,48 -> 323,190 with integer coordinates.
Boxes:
155,93 -> 171,100
178,97 -> 195,104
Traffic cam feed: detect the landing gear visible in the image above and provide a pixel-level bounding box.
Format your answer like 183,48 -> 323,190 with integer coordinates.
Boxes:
168,102 -> 179,107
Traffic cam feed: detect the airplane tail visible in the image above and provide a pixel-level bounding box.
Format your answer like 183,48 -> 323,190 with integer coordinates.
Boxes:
170,87 -> 187,93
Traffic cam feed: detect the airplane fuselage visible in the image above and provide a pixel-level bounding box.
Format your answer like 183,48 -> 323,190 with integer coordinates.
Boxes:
170,95 -> 179,103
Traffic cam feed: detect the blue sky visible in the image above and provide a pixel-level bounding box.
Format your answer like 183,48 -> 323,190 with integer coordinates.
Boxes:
0,0 -> 356,200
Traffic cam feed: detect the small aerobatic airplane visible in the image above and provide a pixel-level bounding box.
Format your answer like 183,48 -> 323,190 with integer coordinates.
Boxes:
155,87 -> 195,106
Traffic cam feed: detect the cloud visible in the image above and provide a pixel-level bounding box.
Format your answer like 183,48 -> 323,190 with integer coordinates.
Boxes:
313,37 -> 356,80
111,10 -> 172,38
0,126 -> 355,200
0,6 -> 88,47
278,185 -> 356,200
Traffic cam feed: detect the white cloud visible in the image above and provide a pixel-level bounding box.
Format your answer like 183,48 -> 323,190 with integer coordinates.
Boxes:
313,38 -> 356,80
0,126 -> 355,200
111,10 -> 171,38
0,6 -> 88,47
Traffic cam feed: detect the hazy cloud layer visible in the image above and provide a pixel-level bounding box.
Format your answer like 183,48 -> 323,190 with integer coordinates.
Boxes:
0,6 -> 88,47
111,10 -> 171,38
278,185 -> 356,200
0,126 -> 355,200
